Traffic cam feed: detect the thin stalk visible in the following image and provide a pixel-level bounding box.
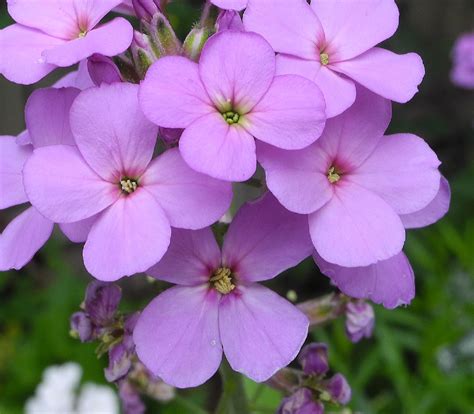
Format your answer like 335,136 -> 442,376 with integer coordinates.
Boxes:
215,359 -> 250,414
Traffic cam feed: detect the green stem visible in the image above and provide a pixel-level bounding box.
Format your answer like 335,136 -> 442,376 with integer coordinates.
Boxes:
215,359 -> 250,414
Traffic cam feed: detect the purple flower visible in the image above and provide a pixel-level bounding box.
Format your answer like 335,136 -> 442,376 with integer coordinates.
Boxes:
0,0 -> 133,84
70,312 -> 93,342
133,194 -> 312,388
451,32 -> 474,89
84,282 -> 122,326
325,373 -> 351,404
23,83 -> 232,281
298,343 -> 329,376
258,87 -> 444,267
211,0 -> 248,11
216,11 -> 244,32
139,30 -> 326,181
345,302 -> 375,343
278,388 -> 324,414
244,0 -> 425,117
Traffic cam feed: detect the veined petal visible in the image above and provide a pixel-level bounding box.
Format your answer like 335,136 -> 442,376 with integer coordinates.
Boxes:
134,286 -> 222,388
219,284 -> 308,382
59,214 -> 98,243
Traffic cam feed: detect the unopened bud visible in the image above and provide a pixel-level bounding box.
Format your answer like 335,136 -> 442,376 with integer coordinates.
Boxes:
278,388 -> 324,414
216,10 -> 244,32
142,12 -> 181,58
132,0 -> 161,22
183,26 -> 214,61
87,54 -> 122,85
325,373 -> 351,405
345,301 -> 375,343
298,343 -> 329,376
84,281 -> 121,327
70,311 -> 93,342
159,127 -> 182,147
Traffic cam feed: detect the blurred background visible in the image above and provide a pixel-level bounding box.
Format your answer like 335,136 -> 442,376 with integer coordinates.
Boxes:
1,0 -> 473,413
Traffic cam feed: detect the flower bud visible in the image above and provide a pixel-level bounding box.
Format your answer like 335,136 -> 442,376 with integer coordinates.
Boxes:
142,12 -> 181,57
87,54 -> 122,86
118,381 -> 145,414
84,281 -> 121,327
158,127 -> 182,147
131,31 -> 155,79
70,311 -> 93,342
132,0 -> 161,22
298,343 -> 329,376
216,10 -> 244,32
325,373 -> 351,404
278,388 -> 324,414
345,301 -> 375,343
182,26 -> 214,61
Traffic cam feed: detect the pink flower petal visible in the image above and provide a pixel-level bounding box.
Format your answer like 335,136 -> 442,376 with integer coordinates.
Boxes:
148,228 -> 221,286
70,83 -> 158,181
83,189 -> 171,281
0,135 -> 32,209
220,284 -> 308,382
0,207 -> 53,271
317,86 -> 391,171
311,0 -> 399,61
42,18 -> 133,67
199,31 -> 275,113
0,24 -> 63,85
332,48 -> 425,103
54,60 -> 94,89
179,113 -> 256,182
7,0 -> 123,39
26,87 -> 80,148
16,130 -> 32,146
244,75 -> 326,150
139,56 -> 214,129
257,142 -> 333,215
400,176 -> 451,229
140,148 -> 233,229
314,251 -> 415,309
23,146 -> 119,223
309,182 -> 405,267
243,0 -> 324,60
134,286 -> 222,388
350,134 -> 441,215
211,0 -> 248,11
276,54 -> 356,118
222,193 -> 313,282
59,214 -> 99,243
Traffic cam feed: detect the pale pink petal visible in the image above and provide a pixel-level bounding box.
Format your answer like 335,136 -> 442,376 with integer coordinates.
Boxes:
222,193 -> 313,282
59,214 -> 98,243
140,148 -> 233,229
309,182 -> 405,267
54,60 -> 94,89
400,176 -> 450,229
26,87 -> 80,148
83,189 -> 171,281
276,54 -> 356,118
244,75 -> 326,150
314,251 -> 415,309
0,207 -> 53,271
70,83 -> 158,181
148,228 -> 221,286
350,134 -> 441,215
0,24 -> 63,85
42,18 -> 133,67
257,142 -> 333,215
211,0 -> 248,11
199,31 -> 275,113
23,146 -> 119,223
316,86 -> 391,170
0,136 -> 32,209
220,284 -> 308,382
332,48 -> 425,103
139,56 -> 214,129
243,0 -> 324,60
7,0 -> 123,39
179,113 -> 256,182
311,0 -> 399,61
134,286 -> 222,388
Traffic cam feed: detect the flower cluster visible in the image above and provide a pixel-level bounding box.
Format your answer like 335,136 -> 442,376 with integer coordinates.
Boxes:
1,0 -> 450,398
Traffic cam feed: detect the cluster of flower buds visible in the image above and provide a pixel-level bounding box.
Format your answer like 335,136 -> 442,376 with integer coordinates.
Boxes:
272,342 -> 351,413
70,282 -> 174,413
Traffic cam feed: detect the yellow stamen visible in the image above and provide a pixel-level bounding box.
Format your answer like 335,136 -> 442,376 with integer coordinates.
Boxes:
120,179 -> 138,194
320,52 -> 329,66
327,166 -> 341,184
210,267 -> 235,295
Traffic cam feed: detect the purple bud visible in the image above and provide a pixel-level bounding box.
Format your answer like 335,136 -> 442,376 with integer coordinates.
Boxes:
132,0 -> 161,22
345,301 -> 375,343
159,127 -> 182,146
216,10 -> 244,32
278,388 -> 324,414
298,343 -> 329,376
105,343 -> 133,382
325,374 -> 351,405
84,281 -> 121,327
87,54 -> 122,86
70,311 -> 93,342
118,381 -> 145,414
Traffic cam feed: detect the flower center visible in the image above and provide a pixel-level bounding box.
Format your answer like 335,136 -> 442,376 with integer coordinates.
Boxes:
327,166 -> 342,184
320,52 -> 329,66
78,29 -> 87,38
210,267 -> 235,295
222,111 -> 240,125
120,178 -> 138,194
